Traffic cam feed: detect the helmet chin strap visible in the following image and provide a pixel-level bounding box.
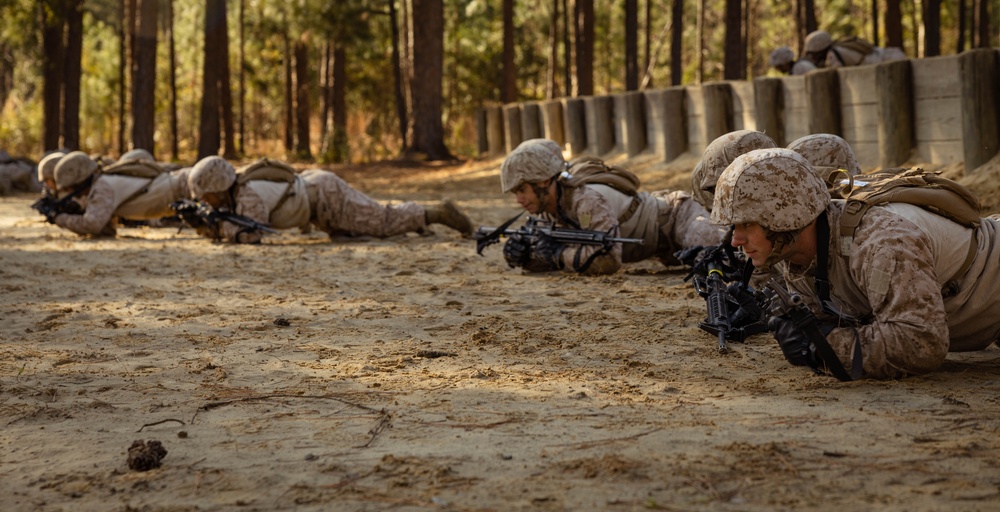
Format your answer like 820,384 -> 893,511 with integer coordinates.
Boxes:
758,229 -> 798,271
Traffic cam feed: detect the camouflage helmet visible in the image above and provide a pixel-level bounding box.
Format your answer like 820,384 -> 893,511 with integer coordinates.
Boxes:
804,30 -> 833,53
692,130 -> 777,210
120,148 -> 155,163
711,148 -> 830,233
38,150 -> 67,183
787,133 -> 862,178
54,151 -> 99,190
500,138 -> 566,193
769,46 -> 795,68
188,156 -> 236,198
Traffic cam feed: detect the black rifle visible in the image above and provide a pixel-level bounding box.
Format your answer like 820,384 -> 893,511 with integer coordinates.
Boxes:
475,216 -> 643,255
30,181 -> 89,223
681,236 -> 767,351
170,199 -> 279,239
761,278 -> 862,381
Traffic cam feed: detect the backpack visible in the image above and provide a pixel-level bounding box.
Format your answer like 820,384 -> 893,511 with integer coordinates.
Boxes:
836,167 -> 982,294
100,159 -> 164,179
560,156 -> 641,196
236,158 -> 310,229
831,36 -> 876,66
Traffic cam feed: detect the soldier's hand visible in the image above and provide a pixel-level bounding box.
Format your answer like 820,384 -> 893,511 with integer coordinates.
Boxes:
674,245 -> 707,267
523,233 -> 565,272
727,283 -> 764,328
503,234 -> 532,268
767,315 -> 817,368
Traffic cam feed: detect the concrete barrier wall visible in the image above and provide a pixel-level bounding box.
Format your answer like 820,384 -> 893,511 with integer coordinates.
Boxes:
838,66 -> 880,168
479,50 -> 1000,174
912,56 -> 963,164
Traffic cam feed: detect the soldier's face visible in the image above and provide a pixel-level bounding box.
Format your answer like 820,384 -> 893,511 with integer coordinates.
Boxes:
202,192 -> 224,209
513,180 -> 554,214
731,222 -> 772,267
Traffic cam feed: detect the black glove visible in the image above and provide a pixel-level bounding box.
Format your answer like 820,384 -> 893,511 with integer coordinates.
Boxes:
768,315 -> 818,368
503,234 -> 531,268
523,233 -> 565,272
675,245 -> 707,267
727,283 -> 764,329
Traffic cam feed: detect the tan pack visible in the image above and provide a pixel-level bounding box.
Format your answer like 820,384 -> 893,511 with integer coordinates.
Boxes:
838,168 -> 982,291
560,156 -> 641,197
100,159 -> 164,179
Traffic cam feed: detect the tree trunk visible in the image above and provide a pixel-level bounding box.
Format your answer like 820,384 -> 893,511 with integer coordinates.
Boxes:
975,0 -> 990,48
219,25 -> 236,160
197,0 -> 224,158
294,37 -> 311,159
562,0 -> 571,95
886,0 -> 904,48
723,0 -> 742,80
625,0 -> 638,90
389,0 -> 408,151
872,0 -> 880,46
410,0 -> 451,161
283,20 -> 293,152
957,0 -> 966,52
118,0 -> 127,154
238,0 -> 245,155
127,0 -> 137,132
644,0 -> 651,87
795,0 -> 803,54
62,0 -> 83,151
923,0 -> 941,56
697,0 -> 705,83
502,0 -> 516,103
167,0 -> 179,160
320,41 -> 330,147
332,45 -> 347,163
671,0 -> 683,86
547,0 -> 559,98
575,0 -> 593,96
803,0 -> 816,33
41,1 -> 65,151
132,0 -> 157,155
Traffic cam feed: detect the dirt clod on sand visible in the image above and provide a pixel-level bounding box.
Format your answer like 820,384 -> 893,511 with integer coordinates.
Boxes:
127,440 -> 167,472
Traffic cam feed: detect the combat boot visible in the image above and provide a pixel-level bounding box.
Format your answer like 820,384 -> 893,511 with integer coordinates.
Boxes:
425,200 -> 473,235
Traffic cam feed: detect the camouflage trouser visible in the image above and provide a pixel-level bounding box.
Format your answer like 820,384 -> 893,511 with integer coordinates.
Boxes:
306,171 -> 425,238
649,189 -> 725,266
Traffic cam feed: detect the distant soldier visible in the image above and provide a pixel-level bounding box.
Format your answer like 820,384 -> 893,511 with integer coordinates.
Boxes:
0,150 -> 40,196
185,156 -> 473,244
498,139 -> 722,274
787,133 -> 862,188
37,151 -> 67,195
803,30 -> 906,69
50,151 -> 191,237
768,46 -> 816,76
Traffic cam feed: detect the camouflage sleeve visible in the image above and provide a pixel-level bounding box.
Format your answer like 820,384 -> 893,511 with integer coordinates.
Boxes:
661,191 -> 724,249
556,187 -> 623,275
54,180 -> 116,236
824,213 -> 950,378
220,187 -> 268,244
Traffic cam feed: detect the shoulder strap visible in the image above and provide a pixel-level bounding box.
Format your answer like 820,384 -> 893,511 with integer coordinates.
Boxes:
236,158 -> 299,212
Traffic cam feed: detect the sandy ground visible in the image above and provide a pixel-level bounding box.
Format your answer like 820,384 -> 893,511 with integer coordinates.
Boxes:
2,153 -> 1000,512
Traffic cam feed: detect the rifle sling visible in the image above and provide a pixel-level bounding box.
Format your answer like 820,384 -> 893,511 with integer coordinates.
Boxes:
814,210 -> 863,381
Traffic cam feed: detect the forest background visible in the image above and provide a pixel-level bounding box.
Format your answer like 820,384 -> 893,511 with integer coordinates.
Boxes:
0,0 -> 996,165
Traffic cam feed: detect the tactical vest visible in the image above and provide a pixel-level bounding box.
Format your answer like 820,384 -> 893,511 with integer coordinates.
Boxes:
237,159 -> 311,229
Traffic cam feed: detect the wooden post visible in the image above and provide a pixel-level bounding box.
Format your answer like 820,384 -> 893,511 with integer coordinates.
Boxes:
643,87 -> 687,162
520,102 -> 542,141
583,95 -> 615,156
540,100 -> 565,146
754,77 -> 785,146
806,68 -> 841,135
614,91 -> 647,156
877,60 -> 914,168
702,82 -> 733,144
961,49 -> 1000,173
476,107 -> 489,156
486,106 -> 505,156
503,104 -> 523,153
562,98 -> 587,156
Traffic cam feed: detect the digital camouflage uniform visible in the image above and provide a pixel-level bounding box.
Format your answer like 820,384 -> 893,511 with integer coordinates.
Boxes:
209,168 -> 427,244
539,159 -> 722,275
713,148 -> 1000,379
55,166 -> 191,237
825,44 -> 906,68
